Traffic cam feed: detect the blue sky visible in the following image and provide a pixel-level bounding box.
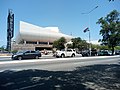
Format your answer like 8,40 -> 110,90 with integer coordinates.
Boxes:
0,0 -> 120,47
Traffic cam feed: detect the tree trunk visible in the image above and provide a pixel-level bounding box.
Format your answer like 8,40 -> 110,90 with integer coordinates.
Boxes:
111,46 -> 114,55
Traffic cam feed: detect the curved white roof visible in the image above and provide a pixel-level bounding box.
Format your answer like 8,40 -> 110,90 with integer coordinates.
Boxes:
16,21 -> 73,43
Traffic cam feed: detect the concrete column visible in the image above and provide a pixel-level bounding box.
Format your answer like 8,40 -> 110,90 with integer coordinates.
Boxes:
37,41 -> 39,44
24,40 -> 26,44
48,42 -> 49,45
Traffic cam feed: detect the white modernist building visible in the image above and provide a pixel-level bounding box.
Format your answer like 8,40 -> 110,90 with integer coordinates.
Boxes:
12,21 -> 73,51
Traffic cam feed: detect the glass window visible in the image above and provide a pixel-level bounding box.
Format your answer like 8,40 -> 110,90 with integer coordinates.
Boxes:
25,51 -> 30,53
67,49 -> 72,52
31,51 -> 35,53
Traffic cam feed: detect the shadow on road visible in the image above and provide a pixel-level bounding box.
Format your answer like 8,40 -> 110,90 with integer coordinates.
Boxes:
0,64 -> 120,90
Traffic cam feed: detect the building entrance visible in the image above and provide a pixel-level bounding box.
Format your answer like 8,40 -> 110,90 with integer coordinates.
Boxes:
35,47 -> 52,51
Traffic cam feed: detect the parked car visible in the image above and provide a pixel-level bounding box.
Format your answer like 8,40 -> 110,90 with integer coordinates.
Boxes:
12,50 -> 41,60
54,49 -> 76,58
115,50 -> 120,55
91,49 -> 97,56
97,50 -> 111,56
81,49 -> 97,57
81,50 -> 90,57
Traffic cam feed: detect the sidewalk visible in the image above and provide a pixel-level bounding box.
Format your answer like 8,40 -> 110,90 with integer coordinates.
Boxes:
0,53 -> 12,57
0,56 -> 11,58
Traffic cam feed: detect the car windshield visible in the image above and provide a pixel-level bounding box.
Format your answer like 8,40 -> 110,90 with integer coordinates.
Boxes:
16,50 -> 26,54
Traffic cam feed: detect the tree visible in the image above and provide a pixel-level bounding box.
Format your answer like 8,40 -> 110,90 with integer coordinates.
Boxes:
71,37 -> 89,50
71,37 -> 82,49
0,46 -> 6,51
52,40 -> 59,49
53,37 -> 66,50
115,46 -> 120,50
97,10 -> 120,55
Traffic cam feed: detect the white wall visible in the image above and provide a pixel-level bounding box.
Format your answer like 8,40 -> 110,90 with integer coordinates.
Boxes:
16,21 -> 73,43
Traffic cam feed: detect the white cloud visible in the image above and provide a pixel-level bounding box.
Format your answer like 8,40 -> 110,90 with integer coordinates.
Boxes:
87,40 -> 100,45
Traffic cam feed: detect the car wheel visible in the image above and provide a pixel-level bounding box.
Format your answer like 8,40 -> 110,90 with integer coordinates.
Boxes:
61,54 -> 65,58
18,56 -> 22,60
71,54 -> 75,57
35,56 -> 39,59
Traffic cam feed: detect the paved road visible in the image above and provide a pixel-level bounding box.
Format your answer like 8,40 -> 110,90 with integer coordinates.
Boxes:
0,54 -> 55,61
0,54 -> 82,61
0,55 -> 119,72
0,56 -> 120,90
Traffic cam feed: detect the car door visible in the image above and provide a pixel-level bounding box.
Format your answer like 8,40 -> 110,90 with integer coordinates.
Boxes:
23,51 -> 31,59
30,51 -> 36,58
66,49 -> 72,56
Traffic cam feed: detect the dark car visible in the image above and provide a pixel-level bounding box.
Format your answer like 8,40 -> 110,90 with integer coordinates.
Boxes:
12,50 -> 41,60
82,49 -> 97,57
97,50 -> 111,56
115,50 -> 120,55
91,49 -> 97,56
81,50 -> 90,57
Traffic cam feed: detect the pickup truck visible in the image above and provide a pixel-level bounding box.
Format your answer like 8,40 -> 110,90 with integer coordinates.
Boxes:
54,49 -> 76,58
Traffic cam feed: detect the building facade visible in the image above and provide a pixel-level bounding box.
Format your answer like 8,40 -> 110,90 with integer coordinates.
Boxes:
12,21 -> 73,51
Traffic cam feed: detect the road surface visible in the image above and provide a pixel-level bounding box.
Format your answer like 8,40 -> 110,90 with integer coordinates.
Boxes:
0,55 -> 119,71
0,55 -> 120,90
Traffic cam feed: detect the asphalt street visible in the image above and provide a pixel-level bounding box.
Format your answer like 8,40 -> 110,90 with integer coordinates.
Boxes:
0,55 -> 120,90
0,55 -> 119,71
0,54 -> 56,61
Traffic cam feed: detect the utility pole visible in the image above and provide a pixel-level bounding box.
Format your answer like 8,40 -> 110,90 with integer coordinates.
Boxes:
82,6 -> 98,56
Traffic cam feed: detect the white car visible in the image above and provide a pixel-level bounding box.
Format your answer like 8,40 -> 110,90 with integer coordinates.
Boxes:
54,49 -> 76,58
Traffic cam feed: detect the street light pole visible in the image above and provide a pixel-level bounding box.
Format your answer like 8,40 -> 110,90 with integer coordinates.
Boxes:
88,12 -> 91,56
82,6 -> 98,56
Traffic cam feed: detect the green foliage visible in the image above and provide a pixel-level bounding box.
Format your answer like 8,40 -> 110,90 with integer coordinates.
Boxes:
53,40 -> 59,49
11,50 -> 18,54
99,45 -> 109,50
53,37 -> 66,50
71,37 -> 89,50
115,46 -> 120,50
66,44 -> 73,48
0,46 -> 7,51
97,10 -> 120,54
91,44 -> 100,49
0,46 -> 4,51
91,44 -> 109,50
